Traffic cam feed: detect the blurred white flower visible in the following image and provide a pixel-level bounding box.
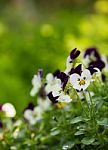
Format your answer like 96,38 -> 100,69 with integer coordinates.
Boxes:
37,97 -> 51,111
57,91 -> 72,103
45,73 -> 62,97
2,103 -> 16,118
30,69 -> 43,97
24,106 -> 42,125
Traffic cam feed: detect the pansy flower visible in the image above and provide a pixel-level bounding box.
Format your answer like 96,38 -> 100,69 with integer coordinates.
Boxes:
65,48 -> 80,74
54,70 -> 69,90
45,73 -> 62,97
46,71 -> 72,104
2,103 -> 16,118
70,68 -> 91,91
30,69 -> 43,97
24,106 -> 42,125
48,91 -> 72,104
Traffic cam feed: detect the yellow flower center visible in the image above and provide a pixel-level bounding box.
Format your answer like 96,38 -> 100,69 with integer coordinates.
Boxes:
56,102 -> 67,109
92,74 -> 97,79
79,79 -> 85,85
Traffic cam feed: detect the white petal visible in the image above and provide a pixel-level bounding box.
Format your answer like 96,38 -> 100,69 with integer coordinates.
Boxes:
24,109 -> 33,120
46,73 -> 54,82
57,92 -> 72,103
81,80 -> 90,90
94,67 -> 101,77
30,75 -> 41,96
37,98 -> 51,110
2,103 -> 16,118
70,74 -> 81,90
81,69 -> 91,81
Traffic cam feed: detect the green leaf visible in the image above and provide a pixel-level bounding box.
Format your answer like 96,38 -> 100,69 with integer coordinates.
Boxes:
75,130 -> 84,136
97,118 -> 108,126
62,142 -> 75,150
81,137 -> 95,145
70,116 -> 83,124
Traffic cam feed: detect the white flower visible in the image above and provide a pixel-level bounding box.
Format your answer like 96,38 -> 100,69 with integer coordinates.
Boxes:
45,73 -> 62,97
57,91 -> 72,103
70,69 -> 91,91
37,97 -> 51,111
30,75 -> 42,97
24,106 -> 42,125
2,103 -> 16,118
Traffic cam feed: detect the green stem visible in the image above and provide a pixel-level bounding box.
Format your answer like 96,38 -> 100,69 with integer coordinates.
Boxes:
82,91 -> 91,116
75,90 -> 89,118
88,91 -> 94,118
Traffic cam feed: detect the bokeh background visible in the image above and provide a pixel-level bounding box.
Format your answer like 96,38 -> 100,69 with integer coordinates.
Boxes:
0,0 -> 108,113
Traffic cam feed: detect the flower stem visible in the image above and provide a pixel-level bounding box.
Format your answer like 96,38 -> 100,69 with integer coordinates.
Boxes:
75,90 -> 89,118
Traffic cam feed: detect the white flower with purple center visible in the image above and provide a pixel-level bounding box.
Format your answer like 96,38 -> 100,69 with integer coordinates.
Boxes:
30,69 -> 43,97
70,69 -> 91,91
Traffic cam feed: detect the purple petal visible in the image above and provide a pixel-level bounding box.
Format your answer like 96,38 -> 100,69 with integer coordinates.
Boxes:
0,122 -> 3,128
24,102 -> 35,112
84,47 -> 100,60
47,92 -> 59,104
89,60 -> 105,71
70,48 -> 80,61
87,66 -> 98,75
53,70 -> 61,78
69,64 -> 82,75
102,74 -> 106,82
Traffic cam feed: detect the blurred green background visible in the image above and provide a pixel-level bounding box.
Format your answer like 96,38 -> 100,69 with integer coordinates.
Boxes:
0,0 -> 108,113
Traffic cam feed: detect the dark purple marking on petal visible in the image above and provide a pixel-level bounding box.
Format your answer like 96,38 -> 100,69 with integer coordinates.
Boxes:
101,74 -> 106,82
70,48 -> 80,62
0,122 -> 3,128
0,105 -> 2,111
55,71 -> 69,90
87,66 -> 98,75
89,60 -> 105,71
69,64 -> 82,75
60,72 -> 69,90
53,69 -> 61,78
38,69 -> 43,78
24,102 -> 35,112
84,47 -> 100,60
47,92 -> 59,104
